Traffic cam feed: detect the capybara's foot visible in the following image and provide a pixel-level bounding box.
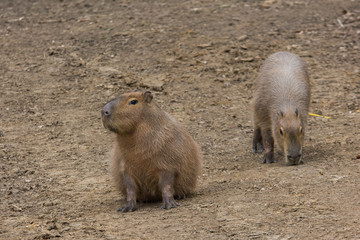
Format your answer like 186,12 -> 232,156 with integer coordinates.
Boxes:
253,142 -> 264,153
252,128 -> 263,153
262,152 -> 275,164
262,157 -> 275,164
118,200 -> 137,213
160,196 -> 179,210
174,194 -> 186,200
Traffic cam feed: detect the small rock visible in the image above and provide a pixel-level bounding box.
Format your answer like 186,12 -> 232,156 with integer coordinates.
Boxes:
197,43 -> 212,49
190,8 -> 202,13
140,79 -> 164,91
124,76 -> 137,86
240,57 -> 254,62
112,32 -> 131,37
237,35 -> 248,41
47,223 -> 58,231
262,0 -> 277,8
11,205 -> 23,212
98,66 -> 123,78
140,75 -> 166,91
43,201 -> 54,207
166,57 -> 175,62
299,52 -> 313,57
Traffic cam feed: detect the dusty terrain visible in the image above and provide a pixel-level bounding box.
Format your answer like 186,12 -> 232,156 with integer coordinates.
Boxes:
1,0 -> 359,239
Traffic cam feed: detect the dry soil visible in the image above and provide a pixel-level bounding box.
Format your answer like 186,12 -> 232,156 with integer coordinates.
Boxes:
1,0 -> 360,239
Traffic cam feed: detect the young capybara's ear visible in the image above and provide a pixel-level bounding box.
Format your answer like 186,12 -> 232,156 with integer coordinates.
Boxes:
278,110 -> 284,118
143,91 -> 153,103
295,108 -> 299,117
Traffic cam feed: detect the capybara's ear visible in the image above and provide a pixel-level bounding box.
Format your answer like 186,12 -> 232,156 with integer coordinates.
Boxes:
295,108 -> 299,117
143,91 -> 153,103
278,110 -> 284,118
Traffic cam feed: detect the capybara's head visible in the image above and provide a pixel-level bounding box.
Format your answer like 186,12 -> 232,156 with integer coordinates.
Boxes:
274,109 -> 305,165
101,91 -> 153,134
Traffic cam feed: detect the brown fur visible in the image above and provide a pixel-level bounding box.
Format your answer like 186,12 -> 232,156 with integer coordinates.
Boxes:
101,91 -> 202,212
252,51 -> 310,165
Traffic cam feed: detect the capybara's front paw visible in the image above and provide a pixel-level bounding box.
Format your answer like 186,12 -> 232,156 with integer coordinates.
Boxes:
253,141 -> 264,153
262,157 -> 274,164
262,152 -> 275,164
118,200 -> 137,213
160,196 -> 179,210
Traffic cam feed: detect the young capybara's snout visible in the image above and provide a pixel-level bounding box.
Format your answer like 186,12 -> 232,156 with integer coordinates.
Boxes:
286,151 -> 302,165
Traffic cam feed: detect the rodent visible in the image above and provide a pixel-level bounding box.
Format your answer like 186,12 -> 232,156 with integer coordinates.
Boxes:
252,51 -> 310,165
101,90 -> 202,212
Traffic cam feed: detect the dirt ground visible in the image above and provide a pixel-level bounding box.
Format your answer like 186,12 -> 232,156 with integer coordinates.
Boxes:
1,0 -> 359,239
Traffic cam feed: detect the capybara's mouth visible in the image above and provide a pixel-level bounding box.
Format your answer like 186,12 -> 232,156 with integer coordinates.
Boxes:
102,121 -> 118,133
101,115 -> 108,126
101,116 -> 113,131
101,115 -> 121,134
287,161 -> 298,166
286,158 -> 303,166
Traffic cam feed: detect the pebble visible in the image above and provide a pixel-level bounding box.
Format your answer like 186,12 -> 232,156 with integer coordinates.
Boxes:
237,35 -> 248,41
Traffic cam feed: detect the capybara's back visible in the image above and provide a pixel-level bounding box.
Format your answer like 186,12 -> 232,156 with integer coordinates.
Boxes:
253,51 -> 310,165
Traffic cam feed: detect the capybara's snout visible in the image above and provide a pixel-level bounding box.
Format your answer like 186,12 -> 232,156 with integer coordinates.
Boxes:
101,101 -> 115,118
286,153 -> 302,165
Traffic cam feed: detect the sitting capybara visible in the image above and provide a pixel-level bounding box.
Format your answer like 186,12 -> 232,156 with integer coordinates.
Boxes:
252,51 -> 310,165
101,90 -> 202,212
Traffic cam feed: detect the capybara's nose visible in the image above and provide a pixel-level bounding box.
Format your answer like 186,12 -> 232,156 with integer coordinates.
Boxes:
287,154 -> 302,165
101,103 -> 113,117
101,109 -> 110,117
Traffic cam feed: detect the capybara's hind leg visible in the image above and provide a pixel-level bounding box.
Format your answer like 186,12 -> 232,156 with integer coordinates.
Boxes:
159,171 -> 179,210
253,127 -> 264,153
261,128 -> 275,163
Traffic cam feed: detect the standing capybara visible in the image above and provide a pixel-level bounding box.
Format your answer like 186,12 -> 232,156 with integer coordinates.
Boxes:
101,90 -> 202,212
252,51 -> 310,165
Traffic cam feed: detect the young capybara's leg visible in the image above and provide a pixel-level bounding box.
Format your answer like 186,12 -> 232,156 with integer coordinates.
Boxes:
252,127 -> 264,153
119,172 -> 137,213
159,171 -> 179,210
261,128 -> 275,163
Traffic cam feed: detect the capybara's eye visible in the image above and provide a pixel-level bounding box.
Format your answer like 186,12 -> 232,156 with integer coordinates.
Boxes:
279,128 -> 284,136
129,100 -> 138,105
299,127 -> 303,135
